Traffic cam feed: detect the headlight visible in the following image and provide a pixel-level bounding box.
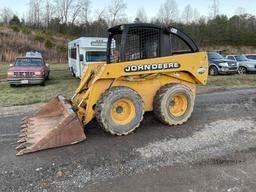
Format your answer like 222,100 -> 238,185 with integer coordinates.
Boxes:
219,63 -> 228,67
35,71 -> 42,75
7,71 -> 14,76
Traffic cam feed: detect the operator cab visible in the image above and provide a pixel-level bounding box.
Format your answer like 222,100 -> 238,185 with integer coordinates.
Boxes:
107,23 -> 199,64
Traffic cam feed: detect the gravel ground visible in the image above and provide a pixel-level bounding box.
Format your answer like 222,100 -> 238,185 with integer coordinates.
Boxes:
0,88 -> 256,192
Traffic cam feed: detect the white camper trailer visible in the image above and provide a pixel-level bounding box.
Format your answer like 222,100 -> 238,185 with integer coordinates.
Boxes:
68,37 -> 107,78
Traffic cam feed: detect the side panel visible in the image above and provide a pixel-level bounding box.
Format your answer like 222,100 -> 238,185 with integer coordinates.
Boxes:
101,52 -> 208,85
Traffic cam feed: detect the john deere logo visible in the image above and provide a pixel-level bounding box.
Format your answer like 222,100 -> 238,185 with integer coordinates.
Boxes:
124,63 -> 180,72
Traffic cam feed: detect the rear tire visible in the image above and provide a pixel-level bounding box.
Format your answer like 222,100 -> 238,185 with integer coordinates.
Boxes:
95,86 -> 144,136
209,66 -> 218,76
153,84 -> 194,125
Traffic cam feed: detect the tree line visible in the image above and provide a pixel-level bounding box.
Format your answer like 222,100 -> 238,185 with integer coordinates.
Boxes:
0,0 -> 256,47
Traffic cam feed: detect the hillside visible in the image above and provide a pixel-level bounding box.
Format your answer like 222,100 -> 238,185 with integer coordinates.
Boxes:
0,25 -> 255,65
0,25 -> 71,63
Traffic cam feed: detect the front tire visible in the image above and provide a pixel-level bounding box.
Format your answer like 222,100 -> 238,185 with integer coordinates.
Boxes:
40,81 -> 46,86
209,66 -> 218,76
153,84 -> 194,125
95,86 -> 144,135
238,66 -> 247,74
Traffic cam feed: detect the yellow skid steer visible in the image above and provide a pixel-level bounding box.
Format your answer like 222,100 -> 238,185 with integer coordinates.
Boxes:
17,23 -> 208,155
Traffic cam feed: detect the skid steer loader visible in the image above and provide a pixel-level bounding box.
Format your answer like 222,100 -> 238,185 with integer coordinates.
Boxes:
17,23 -> 208,155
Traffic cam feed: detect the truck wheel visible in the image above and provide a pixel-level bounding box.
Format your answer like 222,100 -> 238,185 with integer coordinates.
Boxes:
40,81 -> 46,86
238,66 -> 247,74
71,67 -> 76,77
209,66 -> 218,76
95,86 -> 144,136
153,84 -> 194,125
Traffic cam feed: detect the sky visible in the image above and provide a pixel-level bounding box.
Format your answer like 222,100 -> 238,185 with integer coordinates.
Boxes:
0,0 -> 255,20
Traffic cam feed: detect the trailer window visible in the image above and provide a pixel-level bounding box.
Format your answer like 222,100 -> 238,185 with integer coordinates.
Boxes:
86,51 -> 106,62
70,48 -> 77,59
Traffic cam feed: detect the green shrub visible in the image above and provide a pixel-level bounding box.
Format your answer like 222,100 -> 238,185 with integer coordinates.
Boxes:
11,25 -> 20,32
21,27 -> 31,35
34,33 -> 45,42
44,31 -> 54,36
45,39 -> 53,48
57,44 -> 67,53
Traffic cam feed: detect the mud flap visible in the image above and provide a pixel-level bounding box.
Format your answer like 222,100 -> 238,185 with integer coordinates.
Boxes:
16,95 -> 86,156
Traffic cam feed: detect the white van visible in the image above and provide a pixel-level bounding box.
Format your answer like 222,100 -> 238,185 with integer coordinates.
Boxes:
68,37 -> 107,78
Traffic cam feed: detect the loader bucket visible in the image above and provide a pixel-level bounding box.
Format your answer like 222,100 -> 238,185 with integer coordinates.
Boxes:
16,95 -> 86,156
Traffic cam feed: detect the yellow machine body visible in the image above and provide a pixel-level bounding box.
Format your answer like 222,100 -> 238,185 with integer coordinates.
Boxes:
72,52 -> 208,125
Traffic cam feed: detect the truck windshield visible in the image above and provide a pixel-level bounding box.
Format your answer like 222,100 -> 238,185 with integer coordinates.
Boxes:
208,52 -> 224,60
235,55 -> 248,61
15,58 -> 44,66
86,52 -> 106,62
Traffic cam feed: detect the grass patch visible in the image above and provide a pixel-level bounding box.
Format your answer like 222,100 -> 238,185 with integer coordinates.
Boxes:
0,63 -> 256,107
0,64 -> 80,107
197,74 -> 256,93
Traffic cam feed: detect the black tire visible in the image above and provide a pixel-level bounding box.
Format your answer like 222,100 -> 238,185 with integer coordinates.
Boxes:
153,84 -> 194,125
71,67 -> 76,77
46,73 -> 50,80
209,66 -> 218,76
10,84 -> 16,87
40,81 -> 46,86
238,66 -> 247,74
95,86 -> 144,136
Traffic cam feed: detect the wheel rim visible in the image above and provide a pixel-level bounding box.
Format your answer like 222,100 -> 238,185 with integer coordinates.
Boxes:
169,94 -> 188,117
111,99 -> 136,125
209,68 -> 215,75
238,67 -> 246,74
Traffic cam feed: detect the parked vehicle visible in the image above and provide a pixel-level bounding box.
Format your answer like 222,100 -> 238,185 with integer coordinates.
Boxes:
208,52 -> 238,76
7,56 -> 50,87
226,54 -> 256,74
68,37 -> 107,78
245,54 -> 256,61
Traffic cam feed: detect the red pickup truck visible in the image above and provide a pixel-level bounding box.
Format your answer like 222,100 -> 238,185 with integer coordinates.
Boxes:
7,57 -> 50,87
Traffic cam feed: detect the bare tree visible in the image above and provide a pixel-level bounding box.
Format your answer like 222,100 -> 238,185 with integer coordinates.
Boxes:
108,0 -> 127,27
44,0 -> 55,27
182,4 -> 193,24
135,7 -> 148,23
94,8 -> 107,21
54,0 -> 74,24
79,0 -> 91,23
193,8 -> 200,23
0,7 -> 14,24
235,7 -> 247,16
70,1 -> 82,25
27,0 -> 42,27
209,0 -> 220,19
157,0 -> 179,25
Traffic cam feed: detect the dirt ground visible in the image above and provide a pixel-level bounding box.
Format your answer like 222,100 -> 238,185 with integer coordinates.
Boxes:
0,88 -> 256,192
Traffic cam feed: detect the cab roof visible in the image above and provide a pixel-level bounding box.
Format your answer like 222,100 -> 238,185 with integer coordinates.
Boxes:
108,23 -> 170,34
